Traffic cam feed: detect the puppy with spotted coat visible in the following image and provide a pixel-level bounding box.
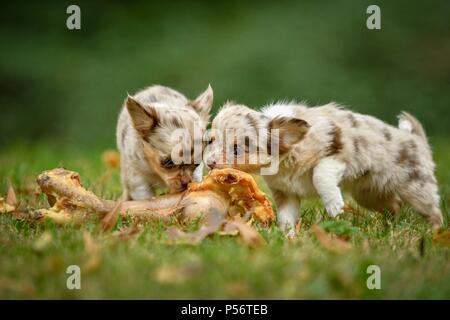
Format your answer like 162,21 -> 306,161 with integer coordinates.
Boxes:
205,101 -> 444,233
117,85 -> 213,200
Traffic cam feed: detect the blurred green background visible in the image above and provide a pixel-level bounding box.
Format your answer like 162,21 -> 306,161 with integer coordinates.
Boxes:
1,0 -> 449,150
0,1 -> 449,300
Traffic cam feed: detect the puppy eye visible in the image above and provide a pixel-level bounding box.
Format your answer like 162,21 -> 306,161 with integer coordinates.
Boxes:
161,157 -> 175,169
207,137 -> 215,145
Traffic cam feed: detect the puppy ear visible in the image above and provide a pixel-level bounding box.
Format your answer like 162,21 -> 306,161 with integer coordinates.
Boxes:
190,84 -> 213,120
126,95 -> 158,137
269,117 -> 310,153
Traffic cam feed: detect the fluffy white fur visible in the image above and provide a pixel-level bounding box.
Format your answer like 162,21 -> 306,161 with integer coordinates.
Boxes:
262,102 -> 298,118
117,85 -> 212,200
206,101 -> 444,231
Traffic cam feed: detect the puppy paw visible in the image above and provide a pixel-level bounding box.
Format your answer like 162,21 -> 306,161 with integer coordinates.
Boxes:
325,200 -> 344,217
285,229 -> 297,240
278,221 -> 296,237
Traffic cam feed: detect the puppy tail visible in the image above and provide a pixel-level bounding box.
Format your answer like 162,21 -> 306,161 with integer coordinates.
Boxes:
398,111 -> 427,142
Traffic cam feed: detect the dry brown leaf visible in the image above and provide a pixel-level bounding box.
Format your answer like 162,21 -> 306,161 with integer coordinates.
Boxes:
102,150 -> 120,169
166,223 -> 221,245
47,255 -> 64,272
312,225 -> 353,254
155,261 -> 202,284
227,220 -> 266,248
6,180 -> 18,208
167,208 -> 265,248
226,282 -> 248,298
433,229 -> 450,247
84,254 -> 101,273
0,276 -> 36,298
284,218 -> 302,240
155,266 -> 187,284
155,266 -> 184,284
166,209 -> 225,245
101,201 -> 122,231
295,218 -> 302,236
343,202 -> 362,216
0,198 -> 15,213
33,231 -> 53,252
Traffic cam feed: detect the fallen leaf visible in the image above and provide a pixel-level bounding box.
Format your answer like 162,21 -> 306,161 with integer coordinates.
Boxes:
0,276 -> 36,298
33,231 -> 53,252
102,150 -> 120,169
312,225 -> 353,254
433,229 -> 450,247
166,224 -> 220,245
295,218 -> 302,237
227,220 -> 266,248
84,254 -> 101,273
101,201 -> 122,231
47,255 -> 64,272
166,209 -> 225,245
155,261 -> 202,284
6,180 -> 18,208
0,198 -> 15,213
155,266 -> 187,284
226,282 -> 248,298
343,202 -> 362,216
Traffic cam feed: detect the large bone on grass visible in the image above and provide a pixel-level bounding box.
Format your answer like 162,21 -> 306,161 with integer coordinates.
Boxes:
36,167 -> 274,225
37,168 -> 116,213
36,168 -> 184,222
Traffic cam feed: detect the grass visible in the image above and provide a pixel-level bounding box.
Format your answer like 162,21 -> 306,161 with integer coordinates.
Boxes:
0,139 -> 449,299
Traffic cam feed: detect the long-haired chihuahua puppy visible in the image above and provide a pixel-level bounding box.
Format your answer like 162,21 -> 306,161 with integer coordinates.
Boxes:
205,101 -> 443,232
117,85 -> 213,200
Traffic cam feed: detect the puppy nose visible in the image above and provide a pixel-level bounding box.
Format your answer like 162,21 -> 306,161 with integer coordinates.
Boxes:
207,158 -> 216,169
181,176 -> 191,188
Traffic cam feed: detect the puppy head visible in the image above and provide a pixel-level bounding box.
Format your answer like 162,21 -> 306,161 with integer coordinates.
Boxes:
126,86 -> 213,192
205,102 -> 309,174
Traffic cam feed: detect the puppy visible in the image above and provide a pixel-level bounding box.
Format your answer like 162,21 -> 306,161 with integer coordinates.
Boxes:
205,101 -> 444,231
117,85 -> 213,200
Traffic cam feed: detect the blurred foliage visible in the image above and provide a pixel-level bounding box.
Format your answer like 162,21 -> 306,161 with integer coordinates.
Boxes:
0,0 -> 449,149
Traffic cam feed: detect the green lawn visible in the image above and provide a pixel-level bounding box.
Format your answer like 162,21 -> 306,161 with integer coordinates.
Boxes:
0,139 -> 449,299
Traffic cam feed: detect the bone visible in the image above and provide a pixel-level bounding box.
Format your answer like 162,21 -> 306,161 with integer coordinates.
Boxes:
35,167 -> 274,226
